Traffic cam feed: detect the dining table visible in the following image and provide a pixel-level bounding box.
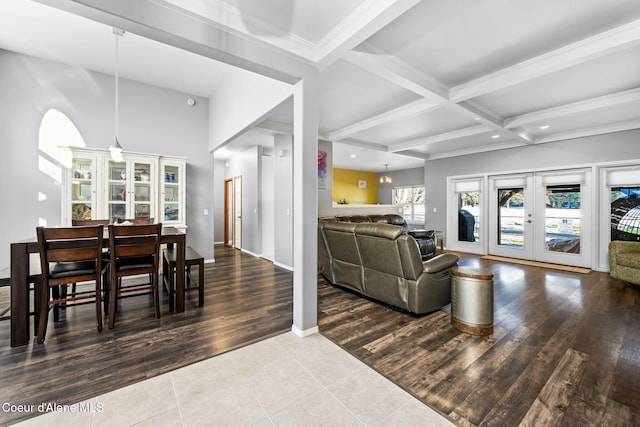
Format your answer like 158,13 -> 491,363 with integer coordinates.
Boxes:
10,226 -> 186,347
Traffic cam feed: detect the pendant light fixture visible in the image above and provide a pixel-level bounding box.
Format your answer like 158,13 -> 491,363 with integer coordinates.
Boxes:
380,164 -> 392,184
109,27 -> 124,162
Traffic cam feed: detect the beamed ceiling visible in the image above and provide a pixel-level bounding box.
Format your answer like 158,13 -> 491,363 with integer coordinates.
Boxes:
1,0 -> 639,171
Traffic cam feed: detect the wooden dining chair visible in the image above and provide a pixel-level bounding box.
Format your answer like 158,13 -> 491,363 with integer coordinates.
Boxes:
70,219 -> 111,302
36,225 -> 105,344
107,223 -> 162,328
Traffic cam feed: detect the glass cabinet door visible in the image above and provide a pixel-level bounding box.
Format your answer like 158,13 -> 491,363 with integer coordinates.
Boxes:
71,157 -> 96,221
133,161 -> 153,220
107,160 -> 127,221
162,163 -> 181,223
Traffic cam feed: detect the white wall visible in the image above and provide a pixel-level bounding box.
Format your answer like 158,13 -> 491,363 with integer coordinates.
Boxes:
224,146 -> 261,256
261,153 -> 274,261
208,72 -> 293,151
0,49 -> 213,273
274,134 -> 294,269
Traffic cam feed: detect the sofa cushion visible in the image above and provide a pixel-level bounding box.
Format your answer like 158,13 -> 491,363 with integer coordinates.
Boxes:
617,253 -> 638,269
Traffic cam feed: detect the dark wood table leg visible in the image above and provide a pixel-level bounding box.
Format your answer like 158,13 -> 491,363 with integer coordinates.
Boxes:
175,234 -> 185,313
11,243 -> 30,347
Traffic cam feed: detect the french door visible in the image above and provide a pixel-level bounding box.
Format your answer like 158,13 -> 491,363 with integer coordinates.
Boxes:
489,169 -> 592,267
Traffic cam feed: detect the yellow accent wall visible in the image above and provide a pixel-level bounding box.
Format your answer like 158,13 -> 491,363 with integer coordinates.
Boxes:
333,168 -> 379,204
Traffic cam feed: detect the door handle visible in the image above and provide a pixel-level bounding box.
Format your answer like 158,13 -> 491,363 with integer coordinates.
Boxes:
526,220 -> 532,223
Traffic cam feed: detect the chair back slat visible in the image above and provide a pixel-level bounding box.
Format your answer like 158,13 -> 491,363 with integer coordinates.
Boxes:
37,226 -> 104,272
109,224 -> 162,260
48,247 -> 100,263
72,219 -> 110,226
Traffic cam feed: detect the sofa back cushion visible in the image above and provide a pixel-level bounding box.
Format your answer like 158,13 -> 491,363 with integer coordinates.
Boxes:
355,223 -> 405,277
322,221 -> 363,291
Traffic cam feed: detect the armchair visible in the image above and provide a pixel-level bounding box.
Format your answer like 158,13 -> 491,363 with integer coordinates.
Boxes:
608,241 -> 640,287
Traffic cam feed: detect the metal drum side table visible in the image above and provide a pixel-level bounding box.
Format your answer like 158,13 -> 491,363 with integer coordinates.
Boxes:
451,266 -> 494,336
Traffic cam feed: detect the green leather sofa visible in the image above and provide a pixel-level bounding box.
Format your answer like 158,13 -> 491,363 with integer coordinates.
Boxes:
318,221 -> 459,314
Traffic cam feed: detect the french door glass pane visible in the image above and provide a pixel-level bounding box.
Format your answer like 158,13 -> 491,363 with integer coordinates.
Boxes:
611,186 -> 640,241
458,192 -> 479,242
497,188 -> 524,247
545,184 -> 581,253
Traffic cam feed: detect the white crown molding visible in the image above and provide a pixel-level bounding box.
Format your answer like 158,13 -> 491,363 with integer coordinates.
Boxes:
451,19 -> 640,102
159,0 -> 420,66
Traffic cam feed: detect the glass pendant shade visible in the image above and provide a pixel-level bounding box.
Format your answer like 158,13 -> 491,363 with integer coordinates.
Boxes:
380,164 -> 392,183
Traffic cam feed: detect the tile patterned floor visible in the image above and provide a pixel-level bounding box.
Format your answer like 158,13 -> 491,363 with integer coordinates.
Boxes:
13,332 -> 453,427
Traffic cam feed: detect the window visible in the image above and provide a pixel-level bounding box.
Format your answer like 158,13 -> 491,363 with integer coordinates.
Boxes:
393,186 -> 425,223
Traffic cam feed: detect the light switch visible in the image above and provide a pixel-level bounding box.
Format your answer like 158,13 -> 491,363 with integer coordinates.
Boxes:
433,207 -> 437,213
203,209 -> 209,215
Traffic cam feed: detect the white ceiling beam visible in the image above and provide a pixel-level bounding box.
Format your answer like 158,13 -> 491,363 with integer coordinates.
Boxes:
393,150 -> 429,160
428,141 -> 528,160
325,98 -> 441,141
333,138 -> 390,152
387,125 -> 489,152
451,19 -> 640,102
504,88 -> 640,129
534,119 -> 640,145
317,0 -> 422,69
342,49 -> 450,101
341,47 -> 536,145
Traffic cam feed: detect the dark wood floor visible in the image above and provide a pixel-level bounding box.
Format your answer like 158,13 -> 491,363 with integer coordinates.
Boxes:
318,253 -> 640,427
0,245 -> 293,426
2,247 -> 639,426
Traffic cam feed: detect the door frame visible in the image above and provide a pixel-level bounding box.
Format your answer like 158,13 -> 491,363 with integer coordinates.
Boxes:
223,178 -> 232,246
488,173 -> 535,260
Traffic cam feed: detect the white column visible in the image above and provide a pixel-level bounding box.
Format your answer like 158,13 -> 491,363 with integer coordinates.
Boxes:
292,75 -> 319,336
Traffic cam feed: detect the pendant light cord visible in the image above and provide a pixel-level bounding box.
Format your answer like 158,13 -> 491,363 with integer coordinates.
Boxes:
114,29 -> 120,139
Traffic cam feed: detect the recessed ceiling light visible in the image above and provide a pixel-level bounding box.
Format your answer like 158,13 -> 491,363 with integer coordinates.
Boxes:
474,117 -> 481,121
539,125 -> 550,130
491,134 -> 500,139
350,154 -> 357,158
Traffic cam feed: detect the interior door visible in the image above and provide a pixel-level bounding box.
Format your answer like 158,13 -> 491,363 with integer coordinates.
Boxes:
489,174 -> 534,260
233,175 -> 242,249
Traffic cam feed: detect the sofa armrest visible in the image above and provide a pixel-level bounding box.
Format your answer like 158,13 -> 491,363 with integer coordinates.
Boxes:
423,253 -> 459,273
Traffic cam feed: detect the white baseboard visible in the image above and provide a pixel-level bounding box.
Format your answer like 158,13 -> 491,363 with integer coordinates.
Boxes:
291,324 -> 319,337
240,248 -> 261,258
273,261 -> 293,271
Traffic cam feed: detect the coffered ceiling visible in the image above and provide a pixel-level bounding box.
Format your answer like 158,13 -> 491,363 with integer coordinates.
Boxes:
1,0 -> 639,172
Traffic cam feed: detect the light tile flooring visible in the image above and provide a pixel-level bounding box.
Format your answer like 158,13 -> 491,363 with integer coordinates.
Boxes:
14,332 -> 453,427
